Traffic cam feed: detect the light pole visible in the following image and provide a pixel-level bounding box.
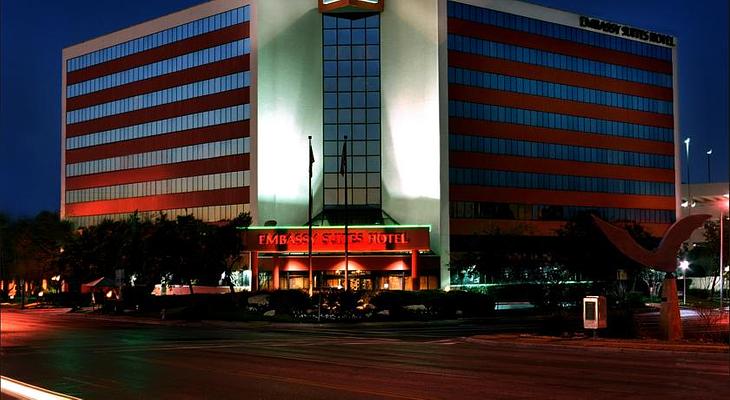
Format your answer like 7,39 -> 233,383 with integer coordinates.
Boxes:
684,138 -> 692,215
679,260 -> 690,306
720,211 -> 724,310
706,148 -> 712,183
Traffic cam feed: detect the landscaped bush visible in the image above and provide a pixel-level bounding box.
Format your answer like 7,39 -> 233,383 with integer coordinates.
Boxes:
368,289 -> 495,319
687,288 -> 710,299
268,289 -> 312,315
93,288 -> 500,322
45,292 -> 91,308
444,290 -> 495,317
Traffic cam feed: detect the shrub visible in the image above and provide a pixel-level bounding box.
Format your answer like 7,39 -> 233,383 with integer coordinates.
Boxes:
46,292 -> 91,308
445,290 -> 495,317
268,289 -> 312,315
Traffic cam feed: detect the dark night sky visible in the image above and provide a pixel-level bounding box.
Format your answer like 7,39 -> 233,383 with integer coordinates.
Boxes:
1,0 -> 727,218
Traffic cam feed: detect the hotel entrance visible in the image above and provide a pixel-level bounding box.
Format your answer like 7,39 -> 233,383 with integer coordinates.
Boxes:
242,226 -> 439,291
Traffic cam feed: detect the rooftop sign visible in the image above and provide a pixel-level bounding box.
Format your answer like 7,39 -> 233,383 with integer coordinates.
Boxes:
579,16 -> 675,47
318,0 -> 384,13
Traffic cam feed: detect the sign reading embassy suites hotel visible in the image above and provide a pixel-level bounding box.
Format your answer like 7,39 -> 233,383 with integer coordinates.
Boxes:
579,16 -> 675,47
243,226 -> 430,253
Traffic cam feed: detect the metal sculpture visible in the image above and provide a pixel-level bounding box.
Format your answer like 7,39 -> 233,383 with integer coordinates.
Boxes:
592,214 -> 711,340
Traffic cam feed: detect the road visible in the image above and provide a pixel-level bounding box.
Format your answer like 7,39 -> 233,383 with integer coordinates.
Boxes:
1,309 -> 728,399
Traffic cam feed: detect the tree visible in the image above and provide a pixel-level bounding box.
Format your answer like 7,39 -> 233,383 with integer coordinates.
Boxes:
37,210 -> 253,296
449,222 -> 552,284
0,212 -> 74,302
216,212 -> 252,293
682,220 -> 729,298
556,212 -> 658,283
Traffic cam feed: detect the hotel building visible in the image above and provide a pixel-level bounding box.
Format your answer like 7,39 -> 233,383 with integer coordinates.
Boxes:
61,0 -> 679,290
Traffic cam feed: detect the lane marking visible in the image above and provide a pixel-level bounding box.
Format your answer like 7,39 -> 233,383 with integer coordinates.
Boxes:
0,375 -> 81,400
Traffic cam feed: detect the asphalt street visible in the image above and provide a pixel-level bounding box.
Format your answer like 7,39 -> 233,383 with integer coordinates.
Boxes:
1,309 -> 729,399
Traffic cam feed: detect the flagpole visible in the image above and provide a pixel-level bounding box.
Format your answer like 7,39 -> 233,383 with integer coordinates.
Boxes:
343,135 -> 349,291
308,135 -> 314,297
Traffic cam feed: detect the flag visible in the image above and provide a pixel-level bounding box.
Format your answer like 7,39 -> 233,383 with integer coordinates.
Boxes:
309,142 -> 315,177
339,141 -> 347,176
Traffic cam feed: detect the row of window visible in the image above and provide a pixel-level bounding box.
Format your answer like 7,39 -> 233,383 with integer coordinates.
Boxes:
66,137 -> 250,177
450,201 -> 675,224
323,29 -> 380,47
68,6 -> 250,72
323,60 -> 380,78
322,155 -> 380,174
449,67 -> 672,115
68,72 -> 249,124
447,1 -> 672,61
324,140 -> 379,156
68,203 -> 250,227
324,188 -> 381,206
68,39 -> 250,98
324,92 -> 380,110
324,45 -> 380,62
324,172 -> 381,189
324,76 -> 380,93
449,134 -> 673,169
67,104 -> 250,150
448,34 -> 672,88
324,124 -> 380,141
450,167 -> 674,196
324,107 -> 381,124
66,171 -> 249,204
449,100 -> 672,143
324,108 -> 381,126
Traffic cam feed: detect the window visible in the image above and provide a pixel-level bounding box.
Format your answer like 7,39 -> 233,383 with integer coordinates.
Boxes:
323,13 -> 381,207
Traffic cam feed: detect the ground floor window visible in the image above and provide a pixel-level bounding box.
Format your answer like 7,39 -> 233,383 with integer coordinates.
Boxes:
256,271 -> 438,291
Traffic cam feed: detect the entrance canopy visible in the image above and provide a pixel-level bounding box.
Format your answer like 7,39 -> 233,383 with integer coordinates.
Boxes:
80,277 -> 117,294
241,225 -> 431,253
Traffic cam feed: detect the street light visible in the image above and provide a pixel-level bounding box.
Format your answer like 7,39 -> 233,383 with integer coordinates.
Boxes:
683,137 -> 692,215
679,260 -> 690,306
720,212 -> 724,310
706,148 -> 712,182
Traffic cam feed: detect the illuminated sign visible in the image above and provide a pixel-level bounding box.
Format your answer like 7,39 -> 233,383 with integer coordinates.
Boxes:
318,0 -> 384,13
242,225 -> 429,253
579,16 -> 675,47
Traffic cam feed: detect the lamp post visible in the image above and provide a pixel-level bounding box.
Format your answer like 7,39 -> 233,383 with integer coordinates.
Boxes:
706,148 -> 712,183
679,260 -> 690,306
683,138 -> 692,215
720,211 -> 724,310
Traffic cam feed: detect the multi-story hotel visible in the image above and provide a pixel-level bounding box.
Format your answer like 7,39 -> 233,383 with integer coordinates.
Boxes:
61,0 -> 679,290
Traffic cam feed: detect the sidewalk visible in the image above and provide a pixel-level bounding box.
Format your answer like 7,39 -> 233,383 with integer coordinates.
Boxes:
468,333 -> 729,354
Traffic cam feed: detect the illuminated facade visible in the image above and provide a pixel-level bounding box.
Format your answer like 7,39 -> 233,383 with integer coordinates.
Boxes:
61,0 -> 679,289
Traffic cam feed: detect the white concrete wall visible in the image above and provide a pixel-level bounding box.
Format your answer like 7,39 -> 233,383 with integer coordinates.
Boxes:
254,0 -> 323,226
438,0 -> 451,288
380,0 -> 444,284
